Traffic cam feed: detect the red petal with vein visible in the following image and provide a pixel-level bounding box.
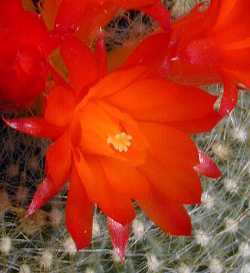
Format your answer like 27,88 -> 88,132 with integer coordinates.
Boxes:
142,2 -> 171,32
66,167 -> 93,249
138,192 -> 192,236
219,79 -> 238,117
107,217 -> 130,263
27,176 -> 62,216
60,37 -> 98,94
3,117 -> 63,140
106,78 -> 218,129
194,150 -> 222,179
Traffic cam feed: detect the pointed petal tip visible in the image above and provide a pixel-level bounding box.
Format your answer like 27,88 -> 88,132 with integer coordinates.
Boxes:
74,239 -> 91,251
186,182 -> 202,205
107,217 -> 131,263
183,190 -> 201,205
2,116 -> 63,139
65,223 -> 92,252
2,117 -> 17,129
165,219 -> 192,237
113,247 -> 126,264
184,228 -> 192,237
178,228 -> 192,237
65,167 -> 93,253
194,198 -> 202,205
195,150 -> 222,179
172,218 -> 192,237
26,203 -> 36,217
219,81 -> 238,117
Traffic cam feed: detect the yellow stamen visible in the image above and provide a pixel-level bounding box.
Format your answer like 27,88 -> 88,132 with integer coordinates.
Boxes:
107,132 -> 132,153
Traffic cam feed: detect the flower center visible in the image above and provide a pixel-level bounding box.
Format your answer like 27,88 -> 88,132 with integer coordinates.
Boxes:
107,132 -> 132,153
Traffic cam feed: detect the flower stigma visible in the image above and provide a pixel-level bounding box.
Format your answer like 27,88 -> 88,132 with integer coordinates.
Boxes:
107,132 -> 133,152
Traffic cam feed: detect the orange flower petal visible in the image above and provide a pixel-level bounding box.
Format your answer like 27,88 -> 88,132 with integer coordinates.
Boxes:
138,122 -> 201,204
77,101 -> 121,154
45,85 -> 76,127
100,157 -> 150,199
60,37 -> 99,94
73,150 -> 135,225
106,77 -> 218,125
46,131 -> 72,185
140,157 -> 201,204
168,112 -> 221,133
97,102 -> 148,165
86,66 -> 148,100
139,122 -> 198,166
77,101 -> 147,166
66,167 -> 93,249
138,192 -> 192,236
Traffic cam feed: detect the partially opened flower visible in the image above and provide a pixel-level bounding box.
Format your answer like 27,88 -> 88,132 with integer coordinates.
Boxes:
41,0 -> 170,44
5,36 -> 221,261
0,0 -> 55,109
112,0 -> 250,115
166,0 -> 250,115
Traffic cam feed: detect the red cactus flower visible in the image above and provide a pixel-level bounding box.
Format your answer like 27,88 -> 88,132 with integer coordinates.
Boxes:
41,0 -> 170,44
5,36 -> 221,260
166,1 -> 247,83
165,0 -> 250,115
0,0 -> 55,109
113,0 -> 250,116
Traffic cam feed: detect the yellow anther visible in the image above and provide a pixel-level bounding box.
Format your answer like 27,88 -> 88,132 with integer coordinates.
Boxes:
107,132 -> 132,153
